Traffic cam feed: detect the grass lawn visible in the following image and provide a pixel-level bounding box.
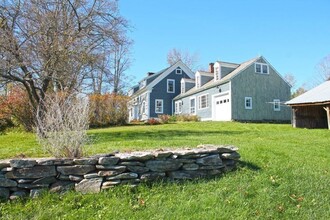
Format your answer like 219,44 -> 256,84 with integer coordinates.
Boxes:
0,122 -> 330,219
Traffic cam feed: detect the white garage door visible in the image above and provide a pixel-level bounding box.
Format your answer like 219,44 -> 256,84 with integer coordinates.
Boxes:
214,94 -> 231,121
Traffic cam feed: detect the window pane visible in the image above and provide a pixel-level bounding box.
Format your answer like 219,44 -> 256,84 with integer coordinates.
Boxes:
256,64 -> 261,73
262,65 -> 268,74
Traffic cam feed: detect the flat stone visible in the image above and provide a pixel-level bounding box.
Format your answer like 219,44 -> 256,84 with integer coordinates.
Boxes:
17,183 -> 49,189
0,160 -> 10,169
179,154 -> 209,159
84,173 -> 99,179
57,165 -> 95,175
5,166 -> 56,179
196,154 -> 223,166
106,172 -> 138,180
217,145 -> 239,153
221,152 -> 241,160
17,179 -> 34,184
10,159 -> 37,168
146,160 -> 182,172
32,176 -> 57,185
140,172 -> 166,181
0,178 -> 17,187
119,161 -> 145,166
73,158 -> 98,165
177,159 -> 197,164
96,165 -> 126,173
30,189 -> 46,198
182,163 -> 199,171
75,178 -> 103,194
116,152 -> 154,161
89,153 -> 115,159
69,175 -> 83,182
102,180 -> 121,187
154,151 -> 173,158
198,165 -> 225,170
127,166 -> 149,173
2,167 -> 13,172
98,170 -> 120,177
36,158 -> 73,165
9,191 -> 28,200
168,170 -> 209,180
58,174 -> 70,180
98,157 -> 120,165
50,181 -> 75,193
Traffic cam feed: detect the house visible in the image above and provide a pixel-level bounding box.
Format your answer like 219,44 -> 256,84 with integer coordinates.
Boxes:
128,61 -> 195,121
286,80 -> 330,129
173,56 -> 291,122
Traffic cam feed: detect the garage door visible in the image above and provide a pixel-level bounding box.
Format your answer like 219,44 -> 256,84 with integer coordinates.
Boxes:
214,94 -> 231,121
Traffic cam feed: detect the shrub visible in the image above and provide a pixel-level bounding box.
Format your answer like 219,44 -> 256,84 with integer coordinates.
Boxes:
158,114 -> 171,124
89,93 -> 129,127
36,93 -> 89,158
0,86 -> 35,131
176,114 -> 200,122
145,118 -> 161,125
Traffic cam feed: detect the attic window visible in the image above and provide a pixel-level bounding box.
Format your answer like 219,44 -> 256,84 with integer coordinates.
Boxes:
181,81 -> 185,94
176,68 -> 182,74
215,67 -> 220,81
255,63 -> 269,74
196,75 -> 200,88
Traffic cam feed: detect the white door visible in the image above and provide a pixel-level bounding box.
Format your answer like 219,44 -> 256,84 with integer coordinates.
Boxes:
214,94 -> 231,121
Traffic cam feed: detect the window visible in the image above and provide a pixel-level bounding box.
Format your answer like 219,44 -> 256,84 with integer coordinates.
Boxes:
175,101 -> 182,114
140,80 -> 146,88
176,68 -> 182,74
245,97 -> 252,109
129,108 -> 133,117
255,63 -> 269,74
274,99 -> 281,111
196,75 -> 200,88
155,99 -> 163,114
198,94 -> 209,109
141,101 -> 146,114
190,98 -> 196,114
167,79 -> 175,93
215,67 -> 220,81
181,81 -> 185,94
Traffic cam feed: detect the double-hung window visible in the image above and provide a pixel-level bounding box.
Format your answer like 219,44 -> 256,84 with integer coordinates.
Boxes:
245,97 -> 252,109
273,99 -> 281,111
190,98 -> 196,114
167,79 -> 175,93
255,63 -> 269,74
198,94 -> 209,109
155,99 -> 163,114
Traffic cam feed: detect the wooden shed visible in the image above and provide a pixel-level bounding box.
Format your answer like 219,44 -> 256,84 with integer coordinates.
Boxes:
286,80 -> 330,129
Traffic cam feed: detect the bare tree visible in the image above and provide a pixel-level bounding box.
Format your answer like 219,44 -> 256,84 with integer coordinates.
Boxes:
316,54 -> 330,83
0,0 -> 129,112
284,73 -> 297,89
167,48 -> 199,71
36,93 -> 89,158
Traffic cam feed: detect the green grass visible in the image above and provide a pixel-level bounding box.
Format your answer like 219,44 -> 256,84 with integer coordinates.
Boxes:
1,122 -> 330,219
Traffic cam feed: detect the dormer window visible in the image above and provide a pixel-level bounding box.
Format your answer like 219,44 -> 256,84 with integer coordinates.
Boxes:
140,80 -> 146,88
255,63 -> 269,74
214,67 -> 220,81
181,81 -> 185,94
176,68 -> 182,74
196,75 -> 200,89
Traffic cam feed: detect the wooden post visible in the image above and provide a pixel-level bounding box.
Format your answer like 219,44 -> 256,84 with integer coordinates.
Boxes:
323,106 -> 330,130
292,108 -> 298,128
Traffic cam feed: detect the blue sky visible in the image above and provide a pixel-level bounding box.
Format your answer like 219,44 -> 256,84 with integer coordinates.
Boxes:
120,0 -> 330,89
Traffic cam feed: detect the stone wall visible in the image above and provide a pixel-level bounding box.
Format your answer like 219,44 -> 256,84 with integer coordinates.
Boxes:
0,145 -> 240,201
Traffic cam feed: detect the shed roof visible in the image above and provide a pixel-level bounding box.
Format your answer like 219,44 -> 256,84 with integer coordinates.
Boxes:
286,80 -> 330,105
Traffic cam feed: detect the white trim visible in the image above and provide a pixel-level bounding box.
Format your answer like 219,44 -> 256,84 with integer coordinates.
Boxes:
195,72 -> 201,89
181,81 -> 185,94
167,79 -> 175,93
198,93 -> 209,110
273,99 -> 281,111
212,90 -> 231,121
176,67 -> 182,74
155,99 -> 163,114
174,100 -> 183,114
245,97 -> 252,110
255,62 -> 269,74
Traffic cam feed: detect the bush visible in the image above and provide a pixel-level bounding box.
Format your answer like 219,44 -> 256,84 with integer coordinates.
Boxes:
89,93 -> 129,127
0,86 -> 35,131
158,114 -> 170,124
145,118 -> 161,125
36,93 -> 89,158
176,114 -> 200,122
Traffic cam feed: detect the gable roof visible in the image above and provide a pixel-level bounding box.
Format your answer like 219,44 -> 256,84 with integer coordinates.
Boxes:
130,60 -> 195,97
286,80 -> 330,106
174,56 -> 259,100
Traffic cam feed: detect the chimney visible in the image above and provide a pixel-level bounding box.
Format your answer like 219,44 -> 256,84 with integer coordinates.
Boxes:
147,72 -> 155,76
208,63 -> 214,73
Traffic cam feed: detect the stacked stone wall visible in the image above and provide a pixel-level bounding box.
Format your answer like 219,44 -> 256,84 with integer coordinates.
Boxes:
0,145 -> 240,201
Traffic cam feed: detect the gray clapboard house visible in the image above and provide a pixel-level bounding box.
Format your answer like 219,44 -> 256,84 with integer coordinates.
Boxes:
173,56 -> 291,122
128,61 -> 195,121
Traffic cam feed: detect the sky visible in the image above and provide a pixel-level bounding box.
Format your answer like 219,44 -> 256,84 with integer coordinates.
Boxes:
119,0 -> 330,89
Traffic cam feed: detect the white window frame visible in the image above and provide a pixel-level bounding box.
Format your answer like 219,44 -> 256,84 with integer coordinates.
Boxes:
190,97 -> 196,114
175,100 -> 182,114
245,97 -> 252,110
255,62 -> 269,74
198,94 -> 209,110
176,68 -> 182,74
273,99 -> 281,111
214,67 -> 220,81
141,101 -> 146,114
155,99 -> 163,114
167,79 -> 175,93
196,73 -> 201,89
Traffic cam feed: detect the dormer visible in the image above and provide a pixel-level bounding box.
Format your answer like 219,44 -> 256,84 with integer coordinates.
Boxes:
195,71 -> 213,88
181,78 -> 195,94
213,61 -> 239,81
139,80 -> 146,89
